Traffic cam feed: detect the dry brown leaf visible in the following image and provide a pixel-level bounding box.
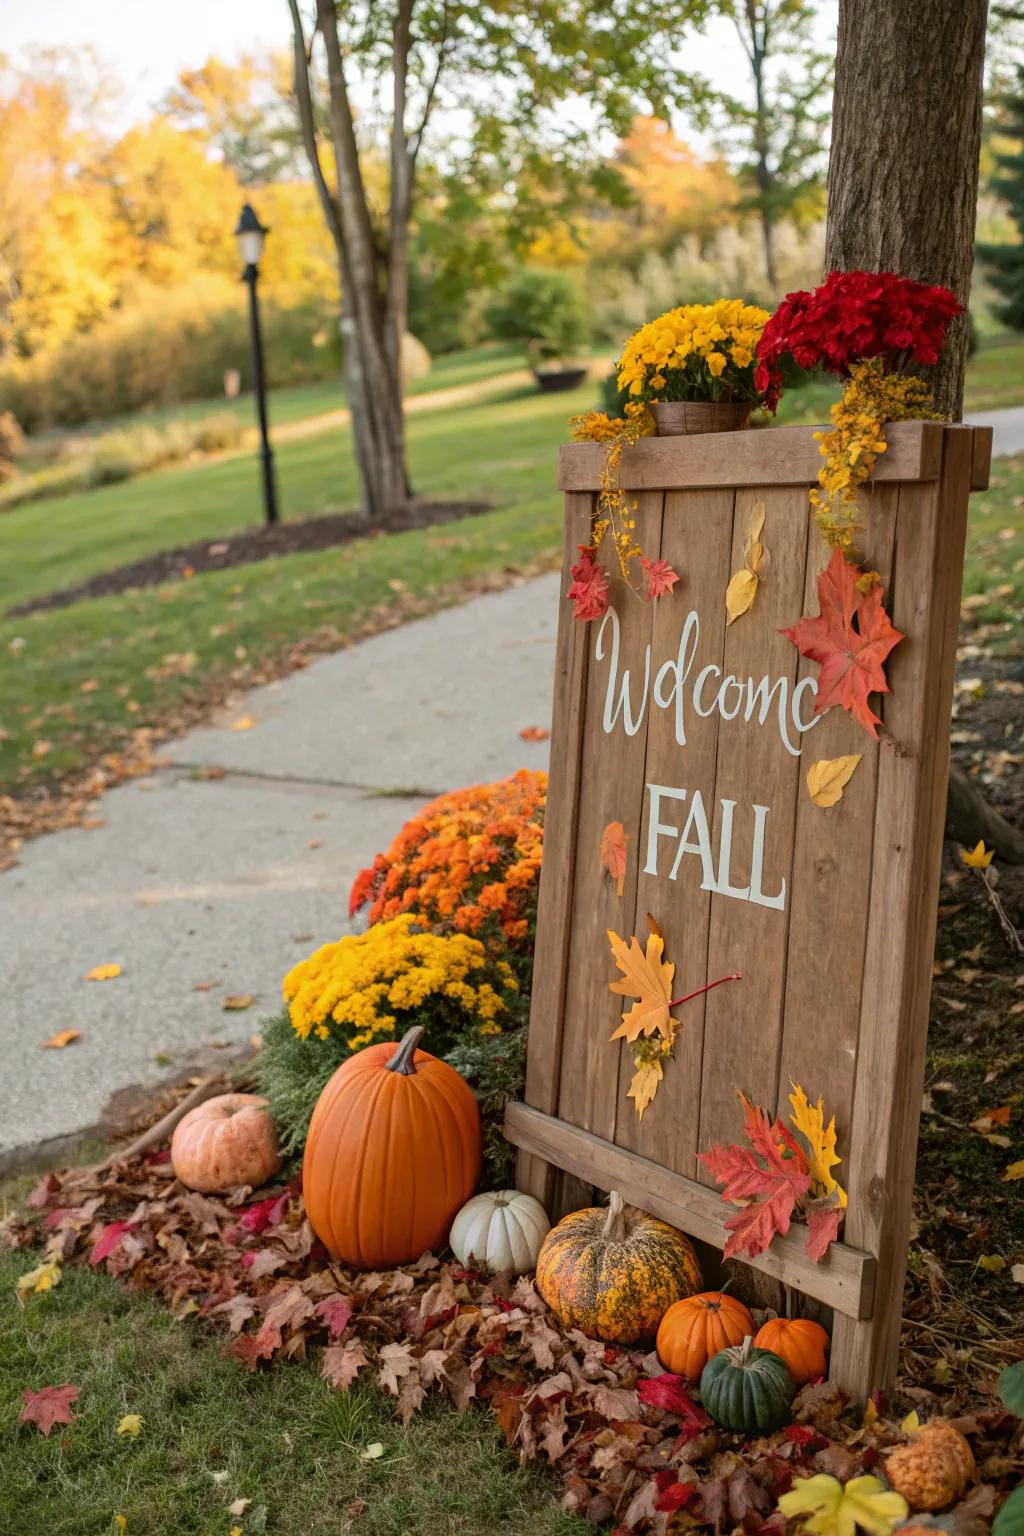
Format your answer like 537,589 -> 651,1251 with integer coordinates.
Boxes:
84,963 -> 121,982
806,754 -> 862,808
222,994 -> 256,1011
599,821 -> 628,896
40,1030 -> 81,1050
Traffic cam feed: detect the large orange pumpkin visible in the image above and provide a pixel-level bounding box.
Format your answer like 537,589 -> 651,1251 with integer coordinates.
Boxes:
171,1093 -> 281,1193
656,1291 -> 755,1380
753,1317 -> 829,1385
535,1190 -> 702,1344
303,1025 -> 481,1268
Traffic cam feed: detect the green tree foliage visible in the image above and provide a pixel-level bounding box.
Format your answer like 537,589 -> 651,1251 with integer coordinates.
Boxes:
715,0 -> 832,290
161,51 -> 308,185
978,64 -> 1024,331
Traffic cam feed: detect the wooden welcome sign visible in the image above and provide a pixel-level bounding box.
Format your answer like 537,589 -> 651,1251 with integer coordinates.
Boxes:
506,419 -> 993,1401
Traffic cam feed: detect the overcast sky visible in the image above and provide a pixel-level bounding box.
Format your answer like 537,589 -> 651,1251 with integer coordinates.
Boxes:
0,0 -> 791,136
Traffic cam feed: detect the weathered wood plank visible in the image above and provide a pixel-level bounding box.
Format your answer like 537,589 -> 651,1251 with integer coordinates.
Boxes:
518,493 -> 594,1204
967,424 -> 992,491
553,493 -> 665,1210
616,488 -> 736,1172
505,1102 -> 877,1320
559,422 -> 944,493
829,429 -> 974,1397
697,486 -> 812,1165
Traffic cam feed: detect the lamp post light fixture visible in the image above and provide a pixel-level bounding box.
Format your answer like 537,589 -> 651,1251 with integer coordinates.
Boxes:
234,202 -> 279,527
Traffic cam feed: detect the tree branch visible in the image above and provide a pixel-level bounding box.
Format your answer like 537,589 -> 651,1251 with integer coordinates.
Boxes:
410,0 -> 451,168
287,0 -> 345,257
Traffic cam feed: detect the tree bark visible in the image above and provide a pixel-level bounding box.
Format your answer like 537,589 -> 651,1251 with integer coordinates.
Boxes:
824,0 -> 989,420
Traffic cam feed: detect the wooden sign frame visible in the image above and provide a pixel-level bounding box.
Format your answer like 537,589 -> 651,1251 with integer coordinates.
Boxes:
506,420 -> 992,1402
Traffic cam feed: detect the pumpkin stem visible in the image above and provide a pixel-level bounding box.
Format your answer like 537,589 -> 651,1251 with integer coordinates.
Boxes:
736,1334 -> 754,1365
602,1190 -> 628,1242
385,1026 -> 424,1076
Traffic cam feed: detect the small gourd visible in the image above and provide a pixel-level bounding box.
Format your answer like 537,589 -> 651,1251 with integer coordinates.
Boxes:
699,1334 -> 794,1434
535,1190 -> 702,1345
171,1093 -> 281,1193
752,1316 -> 829,1385
656,1291 -> 755,1381
449,1190 -> 550,1275
886,1421 -> 975,1512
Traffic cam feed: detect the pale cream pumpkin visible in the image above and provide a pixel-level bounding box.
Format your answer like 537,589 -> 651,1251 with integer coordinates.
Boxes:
171,1093 -> 281,1193
449,1190 -> 551,1274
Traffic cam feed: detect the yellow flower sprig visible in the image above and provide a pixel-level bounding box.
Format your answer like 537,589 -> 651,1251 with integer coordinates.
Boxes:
570,402 -> 654,590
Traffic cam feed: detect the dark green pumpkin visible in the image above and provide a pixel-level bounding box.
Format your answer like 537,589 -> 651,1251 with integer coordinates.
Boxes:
699,1334 -> 794,1433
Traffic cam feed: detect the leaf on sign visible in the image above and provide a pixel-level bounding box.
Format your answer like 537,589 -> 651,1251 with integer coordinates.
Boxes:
806,754 -> 862,809
777,1474 -> 907,1536
222,994 -> 256,1011
599,822 -> 628,896
788,1083 -> 847,1205
627,1055 -> 664,1121
19,1384 -> 79,1437
725,502 -> 768,624
40,1029 -> 81,1050
806,1203 -> 844,1263
84,963 -> 121,981
641,556 -> 680,601
607,926 -> 675,1042
699,1095 -> 812,1261
519,725 -> 550,741
783,551 -> 904,740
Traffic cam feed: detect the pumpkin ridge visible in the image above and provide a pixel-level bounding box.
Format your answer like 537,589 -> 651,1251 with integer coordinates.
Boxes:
341,1068 -> 388,1265
427,1062 -> 479,1195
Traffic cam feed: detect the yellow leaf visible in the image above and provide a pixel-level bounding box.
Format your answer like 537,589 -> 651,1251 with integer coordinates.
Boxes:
228,1498 -> 251,1516
230,715 -> 256,731
607,928 -> 675,1042
360,1442 -> 385,1461
84,963 -> 121,981
1002,1159 -> 1024,1181
16,1259 -> 61,1303
725,567 -> 759,624
789,1083 -> 847,1206
978,1254 -> 1006,1274
961,839 -> 994,869
40,1029 -> 82,1050
899,1409 -> 920,1433
806,755 -> 862,809
222,994 -> 256,1011
116,1413 -> 143,1437
599,821 -> 628,897
777,1474 -> 908,1536
628,1054 -> 664,1121
115,1519 -> 127,1534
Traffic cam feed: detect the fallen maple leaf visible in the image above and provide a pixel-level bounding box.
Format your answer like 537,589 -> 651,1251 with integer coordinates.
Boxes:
229,715 -> 256,731
961,840 -> 994,869
314,1295 -> 354,1337
806,754 -> 862,809
607,927 -> 675,1041
19,1384 -> 79,1436
40,1029 -> 81,1050
637,1372 -> 710,1437
16,1259 -> 61,1302
600,821 -> 628,897
778,1473 -> 907,1536
567,544 -> 610,621
1003,1160 -> 1024,1181
90,1220 -> 132,1266
519,725 -> 551,741
222,994 -> 256,1011
783,551 -> 903,740
84,963 -> 121,982
116,1413 -> 143,1437
322,1340 -> 369,1390
641,556 -> 680,601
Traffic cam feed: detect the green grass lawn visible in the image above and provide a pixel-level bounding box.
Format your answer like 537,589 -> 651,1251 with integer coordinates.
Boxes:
0,1248 -> 585,1536
2,343 -> 1023,798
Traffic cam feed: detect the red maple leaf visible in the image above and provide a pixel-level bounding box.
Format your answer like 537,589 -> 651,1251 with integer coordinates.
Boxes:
89,1220 -> 132,1267
654,1472 -> 698,1512
314,1295 -> 354,1337
699,1097 -> 811,1261
567,545 -> 609,622
19,1384 -> 79,1436
641,557 -> 680,601
782,550 -> 904,739
637,1373 -> 710,1438
805,1203 -> 843,1263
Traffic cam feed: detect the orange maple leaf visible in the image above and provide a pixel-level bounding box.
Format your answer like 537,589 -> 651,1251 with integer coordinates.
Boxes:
599,821 -> 628,896
607,927 -> 675,1042
782,550 -> 904,740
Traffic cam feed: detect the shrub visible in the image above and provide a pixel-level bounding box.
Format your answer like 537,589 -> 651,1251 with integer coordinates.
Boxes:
348,770 -> 546,976
485,269 -> 590,365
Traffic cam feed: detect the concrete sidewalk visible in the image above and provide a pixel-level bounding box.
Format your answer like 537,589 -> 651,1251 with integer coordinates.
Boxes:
0,576 -> 558,1170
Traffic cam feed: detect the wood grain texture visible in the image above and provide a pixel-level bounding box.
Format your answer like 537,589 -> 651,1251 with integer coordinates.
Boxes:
829,429 -> 974,1396
967,425 -> 992,491
559,422 -> 943,493
518,493 -> 594,1204
505,1102 -> 877,1319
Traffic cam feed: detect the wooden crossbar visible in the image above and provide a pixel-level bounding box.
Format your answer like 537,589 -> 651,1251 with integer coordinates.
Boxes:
505,1101 -> 876,1321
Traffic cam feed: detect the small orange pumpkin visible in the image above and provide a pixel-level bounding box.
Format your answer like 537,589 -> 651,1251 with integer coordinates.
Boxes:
752,1317 -> 829,1385
303,1025 -> 481,1268
656,1291 -> 755,1380
171,1093 -> 281,1193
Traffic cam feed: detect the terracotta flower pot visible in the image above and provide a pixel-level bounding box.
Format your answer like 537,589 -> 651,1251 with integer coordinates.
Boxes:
651,400 -> 753,436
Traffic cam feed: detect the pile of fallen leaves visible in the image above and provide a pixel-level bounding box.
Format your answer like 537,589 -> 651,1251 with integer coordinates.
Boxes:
5,1158 -> 1021,1534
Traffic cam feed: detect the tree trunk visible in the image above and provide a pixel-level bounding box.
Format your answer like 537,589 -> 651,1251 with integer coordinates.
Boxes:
824,0 -> 988,419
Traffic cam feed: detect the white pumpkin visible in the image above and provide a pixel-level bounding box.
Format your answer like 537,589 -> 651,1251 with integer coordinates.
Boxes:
449,1189 -> 551,1275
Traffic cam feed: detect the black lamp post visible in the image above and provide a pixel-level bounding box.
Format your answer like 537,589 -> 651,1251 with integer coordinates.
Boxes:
234,203 -> 279,526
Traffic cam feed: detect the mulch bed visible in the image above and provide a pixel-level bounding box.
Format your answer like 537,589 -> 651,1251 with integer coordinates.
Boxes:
8,500 -> 490,617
